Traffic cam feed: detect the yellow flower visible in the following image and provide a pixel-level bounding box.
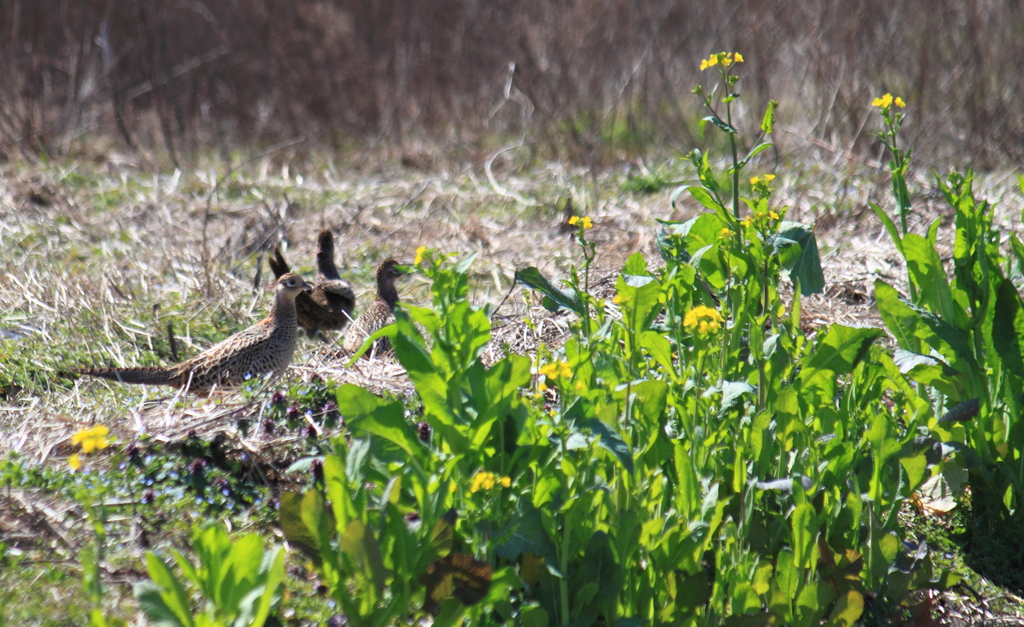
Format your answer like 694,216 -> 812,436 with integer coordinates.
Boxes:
72,425 -> 110,454
470,471 -> 510,493
68,453 -> 81,471
539,361 -> 571,380
894,96 -> 906,108
755,212 -> 766,220
719,228 -> 735,239
768,210 -> 780,220
568,216 -> 580,226
750,176 -> 760,185
612,294 -> 622,304
742,217 -> 753,228
701,52 -> 742,71
763,174 -> 775,182
683,305 -> 724,337
872,93 -> 894,109
414,245 -> 426,265
733,53 -> 744,63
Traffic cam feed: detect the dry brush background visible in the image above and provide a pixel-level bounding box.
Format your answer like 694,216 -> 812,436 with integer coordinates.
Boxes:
2,0 -> 1024,166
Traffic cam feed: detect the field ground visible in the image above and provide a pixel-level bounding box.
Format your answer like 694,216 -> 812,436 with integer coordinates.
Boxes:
2,148 -> 1024,624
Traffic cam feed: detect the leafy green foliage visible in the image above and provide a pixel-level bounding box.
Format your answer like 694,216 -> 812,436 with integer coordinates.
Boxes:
134,524 -> 285,627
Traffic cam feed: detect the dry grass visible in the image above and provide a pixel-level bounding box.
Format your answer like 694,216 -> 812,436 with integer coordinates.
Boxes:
3,1 -> 1024,166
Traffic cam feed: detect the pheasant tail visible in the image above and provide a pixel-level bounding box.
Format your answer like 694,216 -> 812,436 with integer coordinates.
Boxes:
79,366 -> 181,387
268,247 -> 291,279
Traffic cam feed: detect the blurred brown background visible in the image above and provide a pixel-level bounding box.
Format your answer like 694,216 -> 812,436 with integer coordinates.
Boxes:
2,0 -> 1021,167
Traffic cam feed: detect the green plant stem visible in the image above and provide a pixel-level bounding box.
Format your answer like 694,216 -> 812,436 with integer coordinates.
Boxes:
560,506 -> 574,627
727,102 -> 740,219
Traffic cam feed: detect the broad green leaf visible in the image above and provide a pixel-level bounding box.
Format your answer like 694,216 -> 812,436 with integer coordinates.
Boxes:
589,419 -> 634,474
791,502 -> 818,568
797,325 -> 883,397
336,384 -> 422,458
340,519 -> 388,591
140,553 -> 195,627
515,267 -> 585,315
133,581 -> 190,627
248,547 -> 285,627
825,590 -> 864,627
773,222 -> 825,295
892,349 -> 964,398
991,278 -> 1024,379
277,492 -> 321,563
903,233 -> 957,325
899,453 -> 929,492
221,534 -> 262,611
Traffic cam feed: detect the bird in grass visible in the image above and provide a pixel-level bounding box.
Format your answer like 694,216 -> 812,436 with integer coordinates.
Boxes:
342,259 -> 405,357
80,273 -> 312,394
268,229 -> 357,338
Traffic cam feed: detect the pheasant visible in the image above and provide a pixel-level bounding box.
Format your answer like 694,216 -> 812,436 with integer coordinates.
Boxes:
80,273 -> 312,394
342,259 -> 405,357
268,229 -> 357,338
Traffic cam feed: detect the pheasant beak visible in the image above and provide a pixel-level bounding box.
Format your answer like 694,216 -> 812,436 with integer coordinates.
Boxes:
301,280 -> 313,293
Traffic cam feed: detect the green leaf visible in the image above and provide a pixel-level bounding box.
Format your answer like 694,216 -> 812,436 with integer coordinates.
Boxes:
589,419 -> 634,475
340,519 -> 388,591
791,502 -> 818,569
720,381 -> 754,416
515,267 -> 585,315
899,453 -> 929,492
139,553 -> 195,627
869,203 -> 903,255
797,325 -> 883,397
335,384 -> 423,458
248,547 -> 285,627
825,590 -> 864,627
278,492 -> 321,563
903,233 -> 957,324
761,100 -> 778,134
704,114 -> 738,134
991,278 -> 1024,379
133,581 -> 190,627
892,349 -> 964,398
875,280 -> 978,375
772,222 -> 825,295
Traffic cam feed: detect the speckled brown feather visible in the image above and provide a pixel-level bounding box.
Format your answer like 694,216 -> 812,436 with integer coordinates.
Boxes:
80,273 -> 311,394
269,230 -> 356,338
343,259 -> 404,357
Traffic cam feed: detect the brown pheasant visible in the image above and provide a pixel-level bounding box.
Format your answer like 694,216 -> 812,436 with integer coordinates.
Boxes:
268,229 -> 356,338
342,259 -> 405,357
80,273 -> 312,394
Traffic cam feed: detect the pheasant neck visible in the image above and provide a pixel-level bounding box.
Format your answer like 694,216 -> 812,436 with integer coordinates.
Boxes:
378,282 -> 399,309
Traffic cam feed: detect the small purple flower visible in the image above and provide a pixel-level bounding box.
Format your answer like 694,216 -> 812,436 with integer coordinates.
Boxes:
141,489 -> 156,505
417,422 -> 431,443
186,458 -> 207,475
286,405 -> 301,419
271,391 -> 287,405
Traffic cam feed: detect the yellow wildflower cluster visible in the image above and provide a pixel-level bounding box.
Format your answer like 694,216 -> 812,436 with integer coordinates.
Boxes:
568,216 -> 593,229
719,227 -> 735,239
683,305 -> 724,336
749,174 -> 775,186
538,361 -> 572,379
414,245 -> 427,265
470,471 -> 511,493
872,93 -> 906,110
69,424 -> 110,470
700,52 -> 744,71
